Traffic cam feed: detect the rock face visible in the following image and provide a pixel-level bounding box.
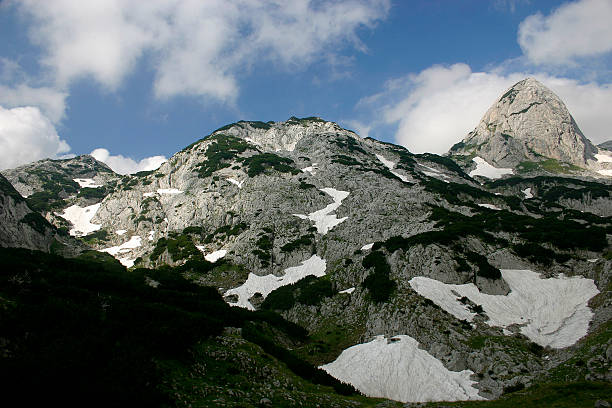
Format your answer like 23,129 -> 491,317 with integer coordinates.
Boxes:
0,174 -> 57,251
2,154 -> 116,199
5,114 -> 612,403
450,78 -> 597,169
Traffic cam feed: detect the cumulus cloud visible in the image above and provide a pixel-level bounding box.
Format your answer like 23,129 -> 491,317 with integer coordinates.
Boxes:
357,64 -> 612,154
0,105 -> 70,170
518,0 -> 612,65
90,148 -> 166,175
17,0 -> 390,102
0,84 -> 68,124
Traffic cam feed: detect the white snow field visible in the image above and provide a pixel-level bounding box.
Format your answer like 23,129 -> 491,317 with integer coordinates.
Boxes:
224,255 -> 326,310
597,169 -> 612,177
301,163 -> 318,175
99,235 -> 142,268
339,287 -> 355,294
157,188 -> 183,195
409,270 -> 599,348
195,246 -> 227,262
477,203 -> 501,210
361,243 -> 374,251
419,164 -> 450,183
58,203 -> 102,236
522,188 -> 533,199
469,157 -> 513,179
375,154 -> 410,182
595,153 -> 612,163
73,178 -> 102,188
227,178 -> 244,188
293,188 -> 350,235
321,335 -> 483,403
116,229 -> 127,235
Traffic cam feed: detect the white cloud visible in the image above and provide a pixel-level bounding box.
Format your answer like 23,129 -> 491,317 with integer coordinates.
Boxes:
0,105 -> 70,170
17,0 -> 390,102
342,119 -> 371,138
90,148 -> 166,175
518,0 -> 612,65
0,84 -> 67,124
357,64 -> 612,154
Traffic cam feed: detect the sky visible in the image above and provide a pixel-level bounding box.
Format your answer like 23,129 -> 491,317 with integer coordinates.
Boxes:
1,0 -> 612,174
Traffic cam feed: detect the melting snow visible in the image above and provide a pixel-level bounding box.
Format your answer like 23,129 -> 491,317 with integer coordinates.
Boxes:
339,287 -> 355,294
206,249 -> 227,262
587,259 -> 598,263
143,192 -> 156,197
227,178 -> 244,188
409,270 -> 599,348
469,157 -> 513,179
293,188 -> 350,234
597,169 -> 612,177
225,255 -> 326,310
321,335 -> 483,403
477,203 -> 501,210
595,153 -> 612,163
157,188 -> 183,195
116,229 -> 127,235
301,163 -> 318,175
57,203 -> 101,236
73,178 -> 102,188
99,235 -> 142,268
361,243 -> 374,251
522,188 -> 533,199
100,235 -> 142,257
375,154 -> 410,182
148,230 -> 155,241
421,165 -> 450,183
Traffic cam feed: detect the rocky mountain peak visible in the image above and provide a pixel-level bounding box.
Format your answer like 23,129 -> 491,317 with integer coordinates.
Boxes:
450,77 -> 597,169
206,117 -> 354,153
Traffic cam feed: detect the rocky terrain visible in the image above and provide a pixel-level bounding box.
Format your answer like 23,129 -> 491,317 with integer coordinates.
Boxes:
449,78 -> 612,179
1,81 -> 611,406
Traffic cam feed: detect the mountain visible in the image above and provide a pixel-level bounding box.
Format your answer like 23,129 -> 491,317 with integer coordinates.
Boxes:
449,78 -> 603,176
1,113 -> 611,405
600,140 -> 612,151
0,173 -> 84,255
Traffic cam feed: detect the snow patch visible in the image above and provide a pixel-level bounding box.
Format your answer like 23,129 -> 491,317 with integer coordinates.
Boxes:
143,192 -> 156,197
409,270 -> 599,348
587,259 -> 598,263
148,230 -> 155,241
227,178 -> 244,188
301,163 -> 318,175
361,243 -> 374,251
206,249 -> 227,263
339,287 -> 355,294
157,188 -> 183,195
145,277 -> 160,288
477,203 -> 501,210
375,154 -> 410,182
73,178 -> 102,188
119,258 -> 135,268
595,153 -> 612,163
116,229 -> 127,235
225,255 -> 326,310
522,188 -> 533,199
597,169 -> 612,177
293,188 -> 350,234
469,157 -> 513,179
57,203 -> 101,236
99,235 -> 142,257
321,335 -> 483,403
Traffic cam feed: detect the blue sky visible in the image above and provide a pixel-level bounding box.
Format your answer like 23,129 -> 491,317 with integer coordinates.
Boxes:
1,0 -> 611,173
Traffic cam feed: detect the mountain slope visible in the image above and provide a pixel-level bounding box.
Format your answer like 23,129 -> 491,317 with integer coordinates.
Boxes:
449,78 -> 599,175
4,114 -> 612,404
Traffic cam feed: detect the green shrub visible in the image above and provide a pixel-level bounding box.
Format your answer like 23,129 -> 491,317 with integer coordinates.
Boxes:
361,251 -> 396,302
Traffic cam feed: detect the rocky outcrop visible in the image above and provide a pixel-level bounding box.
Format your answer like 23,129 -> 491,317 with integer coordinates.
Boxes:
0,174 -> 57,251
450,78 -> 597,169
